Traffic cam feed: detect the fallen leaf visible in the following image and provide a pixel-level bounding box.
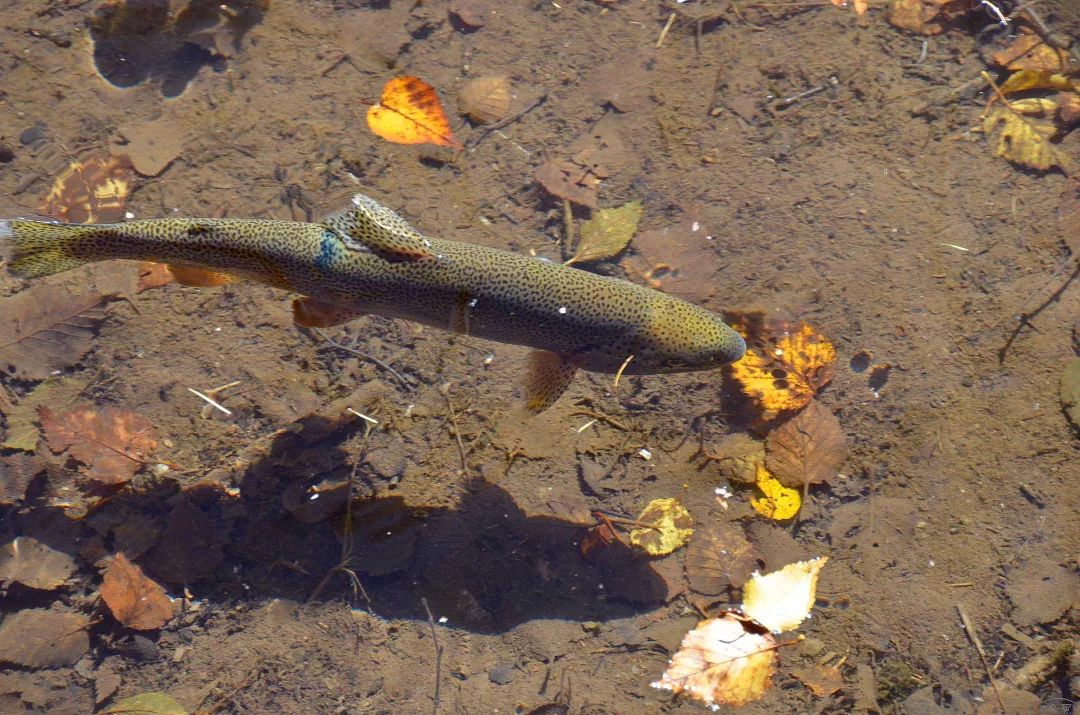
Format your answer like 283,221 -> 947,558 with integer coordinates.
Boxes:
886,0 -> 972,35
0,453 -> 48,504
0,537 -> 77,591
991,28 -> 1070,73
145,498 -> 224,584
115,117 -> 185,177
998,69 -> 1077,96
830,0 -> 867,16
566,200 -> 643,266
38,154 -> 132,224
101,553 -> 174,630
982,97 -> 1072,172
685,520 -> 761,594
790,662 -> 844,698
40,404 -> 157,486
765,400 -> 848,490
630,497 -> 694,556
651,612 -> 777,708
100,691 -> 189,715
0,285 -> 109,382
569,116 -> 629,179
2,377 -> 87,452
725,313 -> 837,422
750,464 -> 802,521
534,159 -> 599,208
366,76 -> 460,149
0,608 -> 89,668
704,433 -> 765,485
741,556 -> 828,633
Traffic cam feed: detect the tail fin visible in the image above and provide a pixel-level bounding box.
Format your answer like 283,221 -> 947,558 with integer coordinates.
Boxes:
1,219 -> 96,279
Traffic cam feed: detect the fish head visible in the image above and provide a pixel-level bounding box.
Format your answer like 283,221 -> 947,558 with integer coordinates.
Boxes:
636,300 -> 746,373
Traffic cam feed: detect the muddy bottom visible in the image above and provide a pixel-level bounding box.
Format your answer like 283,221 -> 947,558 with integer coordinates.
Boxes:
0,1 -> 1078,714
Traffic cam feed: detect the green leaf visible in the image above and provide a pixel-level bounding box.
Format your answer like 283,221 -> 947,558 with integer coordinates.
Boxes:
100,692 -> 189,715
566,200 -> 643,265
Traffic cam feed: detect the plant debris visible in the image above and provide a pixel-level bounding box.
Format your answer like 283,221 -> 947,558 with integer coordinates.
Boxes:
982,96 -> 1073,173
101,553 -> 174,631
765,400 -> 848,491
629,497 -> 693,556
534,159 -> 600,208
886,0 -> 972,35
566,200 -> 643,266
0,285 -> 109,382
0,536 -> 78,591
684,520 -> 761,595
0,608 -> 90,668
100,691 -> 189,715
2,377 -> 87,452
742,556 -> 828,633
750,464 -> 802,521
790,660 -> 845,698
366,76 -> 460,149
40,404 -> 158,487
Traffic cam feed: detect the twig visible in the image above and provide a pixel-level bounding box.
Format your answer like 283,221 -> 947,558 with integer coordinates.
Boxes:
188,387 -> 232,416
313,327 -> 416,388
957,603 -> 1005,713
570,409 -> 629,432
443,391 -> 470,476
466,94 -> 548,149
421,597 -> 444,715
998,259 -> 1080,363
656,12 -> 677,48
613,354 -> 635,389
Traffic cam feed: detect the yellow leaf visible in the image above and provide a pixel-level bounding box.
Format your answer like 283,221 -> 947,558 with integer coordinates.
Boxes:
566,200 -> 643,265
366,76 -> 460,149
629,497 -> 693,556
998,70 -> 1077,96
741,556 -> 828,633
750,464 -> 801,521
982,101 -> 1072,173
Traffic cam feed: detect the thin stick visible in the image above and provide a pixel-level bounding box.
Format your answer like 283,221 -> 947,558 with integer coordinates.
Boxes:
444,392 -> 469,476
561,198 -> 574,255
656,12 -> 677,48
421,597 -> 443,715
957,603 -> 1005,713
613,354 -> 635,389
313,327 -> 416,388
188,387 -> 232,415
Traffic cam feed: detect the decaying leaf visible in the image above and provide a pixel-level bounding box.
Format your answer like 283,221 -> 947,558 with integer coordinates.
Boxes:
742,556 -> 828,633
704,433 -> 765,485
2,377 -> 87,453
725,313 -> 837,421
100,691 -> 189,715
982,97 -> 1072,173
685,520 -> 761,595
887,0 -> 972,35
115,117 -> 185,177
0,608 -> 90,668
998,70 -> 1077,97
750,464 -> 802,521
630,497 -> 693,556
534,159 -> 599,208
0,537 -> 78,591
765,400 -> 848,490
40,404 -> 157,486
651,613 -> 777,708
0,284 -> 109,381
569,116 -> 629,179
101,553 -> 174,630
790,662 -> 844,698
991,28 -> 1070,73
566,200 -> 643,266
0,453 -> 48,505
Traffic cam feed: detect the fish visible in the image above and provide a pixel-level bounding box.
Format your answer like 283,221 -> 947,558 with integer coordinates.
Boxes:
1,193 -> 745,412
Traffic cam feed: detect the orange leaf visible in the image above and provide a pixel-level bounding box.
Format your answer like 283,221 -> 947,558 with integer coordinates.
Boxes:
40,404 -> 157,486
725,313 -> 837,422
366,76 -> 460,149
100,553 -> 173,630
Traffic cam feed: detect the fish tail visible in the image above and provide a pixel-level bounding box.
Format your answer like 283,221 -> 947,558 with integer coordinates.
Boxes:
1,218 -> 102,279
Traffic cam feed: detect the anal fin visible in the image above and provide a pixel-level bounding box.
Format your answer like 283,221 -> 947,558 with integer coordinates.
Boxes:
167,265 -> 238,287
292,297 -> 366,328
520,349 -> 577,415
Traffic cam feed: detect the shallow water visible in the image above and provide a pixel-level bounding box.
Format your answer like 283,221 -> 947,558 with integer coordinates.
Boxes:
1,1 -> 1078,713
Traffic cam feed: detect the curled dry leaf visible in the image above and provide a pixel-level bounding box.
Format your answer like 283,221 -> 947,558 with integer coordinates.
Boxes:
366,76 -> 460,149
750,464 -> 802,521
40,404 -> 157,486
765,400 -> 848,490
630,497 -> 694,556
566,200 -> 643,266
685,520 -> 761,595
0,608 -> 90,668
725,312 -> 837,421
0,285 -> 108,382
0,536 -> 78,591
101,553 -> 174,630
652,613 -> 777,708
741,556 -> 828,633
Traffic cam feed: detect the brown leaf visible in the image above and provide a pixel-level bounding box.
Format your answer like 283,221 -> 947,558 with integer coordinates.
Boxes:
0,285 -> 108,381
765,401 -> 847,490
569,116 -> 628,179
0,453 -> 48,504
40,404 -> 157,486
790,663 -> 844,698
685,520 -> 761,595
145,498 -> 224,584
0,608 -> 89,668
534,159 -> 599,208
991,29 -> 1070,73
2,377 -> 87,453
886,0 -> 972,35
101,553 -> 174,630
0,536 -> 78,591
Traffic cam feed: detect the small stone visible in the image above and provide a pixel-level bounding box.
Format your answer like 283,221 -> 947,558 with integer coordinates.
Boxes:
488,662 -> 514,685
581,621 -> 601,634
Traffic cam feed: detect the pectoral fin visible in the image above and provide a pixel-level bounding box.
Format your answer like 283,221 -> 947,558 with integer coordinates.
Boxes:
292,297 -> 366,328
520,350 -> 577,415
321,194 -> 437,263
167,265 -> 238,287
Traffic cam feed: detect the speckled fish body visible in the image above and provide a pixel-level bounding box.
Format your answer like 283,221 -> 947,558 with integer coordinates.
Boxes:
2,194 -> 745,411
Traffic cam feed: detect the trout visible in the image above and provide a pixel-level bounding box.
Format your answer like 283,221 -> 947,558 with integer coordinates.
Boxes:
1,194 -> 744,412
